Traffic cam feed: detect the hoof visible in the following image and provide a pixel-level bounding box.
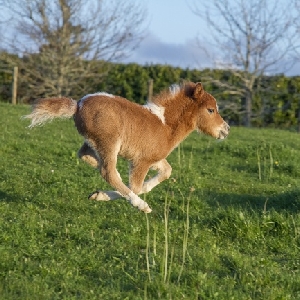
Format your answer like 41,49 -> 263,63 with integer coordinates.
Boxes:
142,206 -> 152,213
88,191 -> 110,201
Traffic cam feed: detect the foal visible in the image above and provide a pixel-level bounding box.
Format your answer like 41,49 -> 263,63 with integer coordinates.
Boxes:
24,82 -> 230,213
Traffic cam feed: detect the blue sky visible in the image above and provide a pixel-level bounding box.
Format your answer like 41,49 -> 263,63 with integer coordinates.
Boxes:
142,0 -> 200,44
122,0 -> 210,70
123,0 -> 300,76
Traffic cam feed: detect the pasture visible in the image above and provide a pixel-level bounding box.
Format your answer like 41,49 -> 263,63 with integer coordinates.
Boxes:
0,102 -> 299,299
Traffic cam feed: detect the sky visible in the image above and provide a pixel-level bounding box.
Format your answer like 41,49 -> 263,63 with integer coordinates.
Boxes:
122,0 -> 210,70
122,0 -> 300,76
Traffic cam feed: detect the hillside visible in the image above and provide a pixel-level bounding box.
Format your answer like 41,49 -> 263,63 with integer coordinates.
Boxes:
0,103 -> 299,299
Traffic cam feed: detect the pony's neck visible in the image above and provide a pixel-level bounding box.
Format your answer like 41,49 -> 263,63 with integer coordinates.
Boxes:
163,96 -> 197,147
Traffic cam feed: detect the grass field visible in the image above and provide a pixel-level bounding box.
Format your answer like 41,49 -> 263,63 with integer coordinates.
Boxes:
0,102 -> 300,300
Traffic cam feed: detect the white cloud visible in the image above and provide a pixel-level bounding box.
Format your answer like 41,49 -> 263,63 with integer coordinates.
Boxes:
122,32 -> 212,69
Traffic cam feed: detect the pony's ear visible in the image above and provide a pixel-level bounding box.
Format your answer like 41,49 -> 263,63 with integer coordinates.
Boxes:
193,82 -> 204,99
184,82 -> 204,99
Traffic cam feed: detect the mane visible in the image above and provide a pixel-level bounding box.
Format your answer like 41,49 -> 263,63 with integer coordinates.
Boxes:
150,81 -> 196,107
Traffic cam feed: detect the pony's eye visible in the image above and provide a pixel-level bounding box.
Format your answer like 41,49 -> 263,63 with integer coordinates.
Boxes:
207,108 -> 214,114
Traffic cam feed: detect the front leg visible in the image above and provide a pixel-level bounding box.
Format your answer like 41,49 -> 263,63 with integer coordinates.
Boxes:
140,159 -> 172,193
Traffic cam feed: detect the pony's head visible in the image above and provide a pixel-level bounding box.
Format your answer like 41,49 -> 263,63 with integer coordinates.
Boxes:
188,82 -> 230,139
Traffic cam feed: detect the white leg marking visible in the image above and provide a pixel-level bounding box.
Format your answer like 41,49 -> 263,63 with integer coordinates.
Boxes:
89,189 -> 152,213
140,160 -> 172,194
126,191 -> 152,213
141,177 -> 160,193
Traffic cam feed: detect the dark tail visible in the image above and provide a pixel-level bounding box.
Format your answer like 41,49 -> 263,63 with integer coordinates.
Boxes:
23,97 -> 77,128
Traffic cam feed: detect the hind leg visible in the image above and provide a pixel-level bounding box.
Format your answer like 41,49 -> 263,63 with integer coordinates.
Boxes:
78,142 -> 123,200
78,142 -> 98,168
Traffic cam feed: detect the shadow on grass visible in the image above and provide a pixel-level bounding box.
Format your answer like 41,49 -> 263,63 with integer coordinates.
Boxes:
0,190 -> 24,203
203,189 -> 300,213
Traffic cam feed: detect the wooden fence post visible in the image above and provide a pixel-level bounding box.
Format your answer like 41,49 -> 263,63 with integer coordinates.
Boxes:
147,78 -> 153,101
12,66 -> 18,105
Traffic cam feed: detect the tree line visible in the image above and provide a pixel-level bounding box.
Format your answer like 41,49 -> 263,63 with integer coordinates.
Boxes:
0,59 -> 299,130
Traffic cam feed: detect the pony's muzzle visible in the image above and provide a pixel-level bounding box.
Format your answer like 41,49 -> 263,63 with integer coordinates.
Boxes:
218,122 -> 230,139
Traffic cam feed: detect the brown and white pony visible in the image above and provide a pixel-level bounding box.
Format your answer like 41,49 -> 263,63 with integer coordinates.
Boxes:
24,82 -> 229,213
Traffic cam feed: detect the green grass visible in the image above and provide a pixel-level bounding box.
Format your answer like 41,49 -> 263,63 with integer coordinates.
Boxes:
0,102 -> 300,299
